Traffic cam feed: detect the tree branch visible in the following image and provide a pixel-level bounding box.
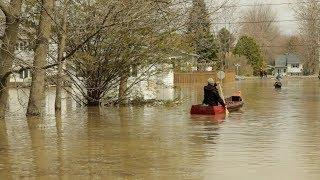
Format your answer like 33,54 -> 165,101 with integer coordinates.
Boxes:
0,19 -> 118,85
0,2 -> 9,16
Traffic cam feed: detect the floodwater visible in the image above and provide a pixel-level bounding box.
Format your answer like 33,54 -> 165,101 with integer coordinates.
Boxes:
1,78 -> 320,179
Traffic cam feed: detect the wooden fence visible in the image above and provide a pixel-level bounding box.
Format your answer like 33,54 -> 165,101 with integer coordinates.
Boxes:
174,71 -> 235,84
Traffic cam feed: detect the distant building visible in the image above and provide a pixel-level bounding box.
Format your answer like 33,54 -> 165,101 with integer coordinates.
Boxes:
1,15 -> 33,84
1,18 -> 58,84
9,36 -> 34,83
274,54 -> 303,76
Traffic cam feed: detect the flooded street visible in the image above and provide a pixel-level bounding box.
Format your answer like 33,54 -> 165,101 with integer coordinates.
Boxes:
1,78 -> 320,179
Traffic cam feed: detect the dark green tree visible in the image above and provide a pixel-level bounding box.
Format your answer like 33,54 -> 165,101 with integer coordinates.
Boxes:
218,27 -> 234,54
233,36 -> 264,75
218,27 -> 235,69
187,0 -> 219,63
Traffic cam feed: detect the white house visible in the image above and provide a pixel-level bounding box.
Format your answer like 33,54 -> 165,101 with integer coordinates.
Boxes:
9,37 -> 34,83
1,15 -> 32,84
3,38 -> 58,84
274,54 -> 303,76
1,13 -> 59,85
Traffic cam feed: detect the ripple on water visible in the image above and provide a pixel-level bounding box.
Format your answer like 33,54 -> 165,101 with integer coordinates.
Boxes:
0,79 -> 320,179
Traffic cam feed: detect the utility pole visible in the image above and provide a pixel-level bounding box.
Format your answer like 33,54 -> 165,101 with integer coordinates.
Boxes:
235,63 -> 240,76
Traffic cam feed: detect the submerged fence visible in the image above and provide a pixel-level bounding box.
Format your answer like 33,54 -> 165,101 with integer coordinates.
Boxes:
174,70 -> 235,84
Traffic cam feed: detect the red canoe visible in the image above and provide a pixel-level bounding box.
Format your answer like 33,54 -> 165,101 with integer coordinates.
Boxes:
190,96 -> 244,115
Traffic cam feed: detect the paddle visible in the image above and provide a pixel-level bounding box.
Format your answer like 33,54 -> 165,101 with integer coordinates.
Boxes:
218,83 -> 229,115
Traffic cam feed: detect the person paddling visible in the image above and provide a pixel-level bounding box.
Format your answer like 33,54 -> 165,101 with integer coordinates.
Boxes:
202,78 -> 226,108
274,73 -> 282,88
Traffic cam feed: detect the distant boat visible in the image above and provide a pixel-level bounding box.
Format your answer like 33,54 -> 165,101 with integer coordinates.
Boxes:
190,95 -> 244,115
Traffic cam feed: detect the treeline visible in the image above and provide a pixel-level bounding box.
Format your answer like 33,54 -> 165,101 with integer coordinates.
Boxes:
187,0 -> 320,76
1,0 -> 318,117
186,1 -> 270,75
294,0 -> 320,75
2,0 -> 234,117
0,0 -> 188,117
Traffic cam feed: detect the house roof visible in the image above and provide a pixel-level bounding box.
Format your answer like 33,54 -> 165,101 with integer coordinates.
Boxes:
275,54 -> 300,67
286,54 -> 300,64
275,55 -> 287,67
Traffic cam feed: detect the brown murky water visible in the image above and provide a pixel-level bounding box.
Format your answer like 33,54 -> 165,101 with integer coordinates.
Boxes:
1,78 -> 320,179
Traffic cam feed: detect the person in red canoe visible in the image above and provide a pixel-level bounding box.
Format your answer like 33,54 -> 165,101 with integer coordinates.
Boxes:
202,78 -> 226,107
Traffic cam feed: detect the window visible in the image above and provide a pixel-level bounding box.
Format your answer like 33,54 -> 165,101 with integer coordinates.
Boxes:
19,70 -> 30,79
291,64 -> 299,68
26,70 -> 30,78
15,41 -> 28,51
19,71 -> 24,79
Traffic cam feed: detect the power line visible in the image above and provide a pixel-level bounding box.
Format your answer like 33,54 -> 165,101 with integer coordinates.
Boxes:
260,44 -> 320,48
214,19 -> 296,25
211,1 -> 320,25
221,1 -> 320,8
212,18 -> 320,25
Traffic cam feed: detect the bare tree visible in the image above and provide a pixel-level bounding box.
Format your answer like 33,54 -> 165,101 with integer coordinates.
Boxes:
62,0 -> 180,106
0,0 -> 240,114
284,35 -> 303,54
240,4 -> 281,65
0,0 -> 22,118
27,0 -> 55,116
294,0 -> 320,75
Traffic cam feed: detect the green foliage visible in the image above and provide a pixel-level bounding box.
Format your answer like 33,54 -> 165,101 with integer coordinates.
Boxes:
218,27 -> 234,53
233,36 -> 264,74
187,0 -> 211,35
195,33 -> 219,62
186,0 -> 219,63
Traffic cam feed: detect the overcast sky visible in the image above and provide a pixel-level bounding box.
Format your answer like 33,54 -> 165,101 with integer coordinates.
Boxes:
238,0 -> 298,35
0,1 -> 299,35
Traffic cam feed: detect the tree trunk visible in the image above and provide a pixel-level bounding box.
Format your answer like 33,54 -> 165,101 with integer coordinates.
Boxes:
55,0 -> 68,111
118,74 -> 128,104
27,0 -> 54,116
0,89 -> 9,118
0,0 -> 22,118
87,89 -> 101,106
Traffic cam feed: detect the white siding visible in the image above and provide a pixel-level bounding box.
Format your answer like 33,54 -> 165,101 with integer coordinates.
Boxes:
10,42 -> 58,83
287,63 -> 303,75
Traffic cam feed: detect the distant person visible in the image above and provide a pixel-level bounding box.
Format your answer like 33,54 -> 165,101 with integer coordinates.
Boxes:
259,68 -> 263,78
259,68 -> 267,78
276,73 -> 282,81
274,73 -> 282,89
202,78 -> 226,107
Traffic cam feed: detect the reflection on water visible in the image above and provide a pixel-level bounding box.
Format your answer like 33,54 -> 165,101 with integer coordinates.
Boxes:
0,79 -> 320,179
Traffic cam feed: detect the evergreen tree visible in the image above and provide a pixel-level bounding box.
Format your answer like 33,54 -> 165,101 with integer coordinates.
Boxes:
218,27 -> 234,54
218,27 -> 235,69
187,0 -> 219,63
233,36 -> 264,75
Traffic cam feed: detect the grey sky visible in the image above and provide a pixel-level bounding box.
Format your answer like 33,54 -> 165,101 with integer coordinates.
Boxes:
238,0 -> 298,35
0,0 -> 299,35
